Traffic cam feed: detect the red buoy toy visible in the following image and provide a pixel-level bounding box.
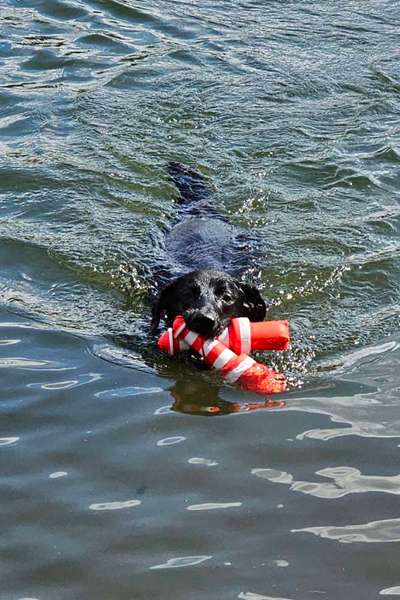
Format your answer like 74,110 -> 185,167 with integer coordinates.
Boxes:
159,316 -> 288,395
159,316 -> 289,355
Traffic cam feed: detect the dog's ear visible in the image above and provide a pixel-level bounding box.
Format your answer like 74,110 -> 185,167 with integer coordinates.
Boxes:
239,282 -> 267,322
150,282 -> 175,333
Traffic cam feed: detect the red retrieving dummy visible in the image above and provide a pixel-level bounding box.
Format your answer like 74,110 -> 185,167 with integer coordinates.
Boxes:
158,316 -> 289,395
159,316 -> 289,355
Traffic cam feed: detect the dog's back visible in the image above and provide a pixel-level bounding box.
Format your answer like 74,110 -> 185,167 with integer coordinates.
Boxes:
165,162 -> 250,275
151,163 -> 267,336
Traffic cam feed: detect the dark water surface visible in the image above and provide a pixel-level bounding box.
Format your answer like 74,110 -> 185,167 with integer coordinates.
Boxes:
1,1 -> 400,598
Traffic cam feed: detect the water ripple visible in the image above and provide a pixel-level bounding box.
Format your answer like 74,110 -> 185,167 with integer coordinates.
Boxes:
150,555 -> 212,570
293,518 -> 400,544
380,587 -> 400,596
188,457 -> 219,466
2,0 -> 400,597
252,468 -> 293,485
253,466 -> 400,499
29,372 -> 102,390
95,385 -> 162,398
0,338 -> 20,345
157,436 -> 186,446
89,499 -> 141,511
49,471 -> 68,479
239,593 -> 294,600
187,502 -> 242,511
0,436 -> 19,446
273,560 -> 290,568
0,357 -> 54,369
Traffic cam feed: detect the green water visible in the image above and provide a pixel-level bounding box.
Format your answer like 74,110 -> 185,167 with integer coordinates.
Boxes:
1,1 -> 400,598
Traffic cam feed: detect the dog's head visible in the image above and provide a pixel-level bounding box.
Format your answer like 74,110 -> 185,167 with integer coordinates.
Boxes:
151,270 -> 266,338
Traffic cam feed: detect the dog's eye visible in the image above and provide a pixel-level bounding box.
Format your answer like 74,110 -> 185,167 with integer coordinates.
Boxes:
190,284 -> 200,297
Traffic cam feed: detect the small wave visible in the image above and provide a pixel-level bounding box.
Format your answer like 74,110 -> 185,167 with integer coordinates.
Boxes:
0,437 -> 19,447
188,457 -> 218,466
252,465 -> 400,499
187,502 -> 242,510
380,587 -> 400,596
157,436 -> 186,446
293,517 -> 400,543
150,555 -> 212,570
287,159 -> 381,190
239,593 -> 294,600
372,146 -> 400,162
89,499 -> 141,511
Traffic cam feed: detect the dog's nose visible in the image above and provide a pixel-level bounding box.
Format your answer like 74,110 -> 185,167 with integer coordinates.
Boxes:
184,311 -> 216,336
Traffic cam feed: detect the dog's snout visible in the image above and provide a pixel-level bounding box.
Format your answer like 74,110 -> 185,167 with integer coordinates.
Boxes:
183,310 -> 216,336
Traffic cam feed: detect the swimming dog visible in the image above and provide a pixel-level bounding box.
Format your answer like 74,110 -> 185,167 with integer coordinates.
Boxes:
151,162 -> 266,338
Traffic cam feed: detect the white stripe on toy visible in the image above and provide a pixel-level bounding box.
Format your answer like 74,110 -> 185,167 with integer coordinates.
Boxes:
174,320 -> 187,339
184,330 -> 198,347
168,328 -> 174,354
225,355 -> 256,383
218,328 -> 229,346
213,347 -> 236,370
237,317 -> 251,354
202,339 -> 219,356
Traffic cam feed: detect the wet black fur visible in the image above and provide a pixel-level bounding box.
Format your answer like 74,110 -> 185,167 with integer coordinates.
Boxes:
151,162 -> 266,337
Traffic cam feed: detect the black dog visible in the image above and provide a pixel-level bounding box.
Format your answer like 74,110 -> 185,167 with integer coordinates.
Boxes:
151,162 -> 266,338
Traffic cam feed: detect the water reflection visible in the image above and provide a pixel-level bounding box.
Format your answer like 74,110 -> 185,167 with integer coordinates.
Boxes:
150,555 -> 212,570
89,499 -> 141,511
2,0 -> 400,598
48,471 -> 68,479
95,384 -> 162,398
0,436 -> 19,446
293,517 -> 400,544
28,372 -> 102,390
238,593 -> 293,600
156,436 -> 186,446
252,466 -> 400,498
0,357 -> 55,369
187,502 -> 242,511
273,560 -> 290,568
188,457 -> 218,466
169,374 -> 286,416
380,587 -> 400,596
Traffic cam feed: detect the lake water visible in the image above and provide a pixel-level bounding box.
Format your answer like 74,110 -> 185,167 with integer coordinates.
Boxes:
1,1 -> 400,598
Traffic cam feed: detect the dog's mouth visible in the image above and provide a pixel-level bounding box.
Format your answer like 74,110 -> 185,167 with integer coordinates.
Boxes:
198,326 -> 225,340
184,315 -> 229,339
209,320 -> 229,338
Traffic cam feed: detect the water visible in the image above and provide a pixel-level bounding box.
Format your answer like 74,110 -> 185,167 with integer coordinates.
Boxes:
1,1 -> 400,598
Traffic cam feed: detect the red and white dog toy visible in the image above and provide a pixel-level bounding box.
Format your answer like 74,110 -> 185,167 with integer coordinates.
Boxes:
158,315 -> 288,395
159,316 -> 289,356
